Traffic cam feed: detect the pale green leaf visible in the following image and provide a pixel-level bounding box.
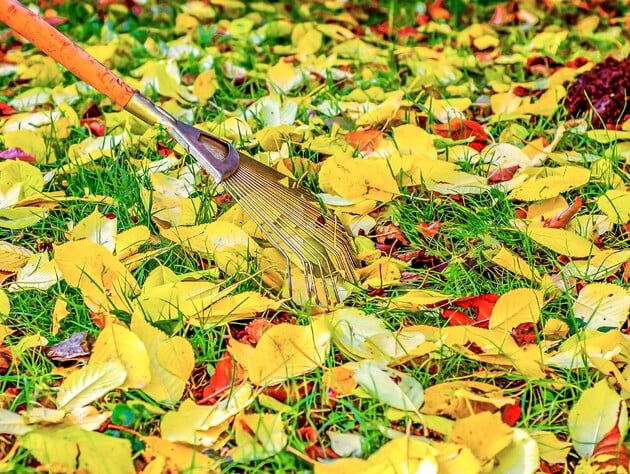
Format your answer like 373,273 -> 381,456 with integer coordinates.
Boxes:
56,360 -> 127,411
568,380 -> 628,459
354,361 -> 424,411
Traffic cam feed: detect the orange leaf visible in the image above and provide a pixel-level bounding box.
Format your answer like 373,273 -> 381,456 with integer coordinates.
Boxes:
344,129 -> 383,153
543,196 -> 583,228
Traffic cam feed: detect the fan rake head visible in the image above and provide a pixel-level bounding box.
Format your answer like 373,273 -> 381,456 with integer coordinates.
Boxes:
220,152 -> 358,305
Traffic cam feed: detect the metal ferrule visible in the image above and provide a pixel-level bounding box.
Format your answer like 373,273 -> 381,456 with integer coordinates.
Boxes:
124,91 -> 240,183
124,91 -> 174,127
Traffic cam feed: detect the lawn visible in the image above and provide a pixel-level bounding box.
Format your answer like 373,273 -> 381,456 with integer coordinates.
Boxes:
1,0 -> 630,472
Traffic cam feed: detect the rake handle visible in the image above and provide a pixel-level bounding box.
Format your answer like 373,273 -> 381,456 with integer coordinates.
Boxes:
0,0 -> 134,107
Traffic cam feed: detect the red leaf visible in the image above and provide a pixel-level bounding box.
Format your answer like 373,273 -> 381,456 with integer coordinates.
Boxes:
81,119 -> 106,137
543,196 -> 582,228
501,400 -> 522,426
418,221 -> 441,238
0,101 -> 17,116
442,309 -> 475,326
296,426 -> 318,443
44,16 -> 67,26
512,322 -> 538,346
452,293 -> 499,322
427,0 -> 450,21
0,147 -> 36,163
490,4 -> 515,25
201,352 -> 237,401
305,444 -> 339,460
431,119 -> 487,143
592,422 -> 630,470
488,165 -> 520,183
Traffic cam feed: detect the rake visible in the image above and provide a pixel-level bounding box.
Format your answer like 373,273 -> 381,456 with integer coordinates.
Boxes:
0,0 -> 358,304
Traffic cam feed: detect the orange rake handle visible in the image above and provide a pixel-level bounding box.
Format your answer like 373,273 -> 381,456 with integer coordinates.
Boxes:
0,0 -> 134,107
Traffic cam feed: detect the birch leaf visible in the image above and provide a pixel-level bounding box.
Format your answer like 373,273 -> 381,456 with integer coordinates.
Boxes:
573,283 -> 630,330
568,380 -> 628,459
56,360 -> 127,411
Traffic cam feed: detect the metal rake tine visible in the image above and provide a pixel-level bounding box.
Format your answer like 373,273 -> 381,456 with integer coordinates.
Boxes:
224,170 -> 339,302
223,175 -> 334,303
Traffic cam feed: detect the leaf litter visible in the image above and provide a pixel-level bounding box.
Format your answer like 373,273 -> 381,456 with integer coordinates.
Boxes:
1,0 -> 630,472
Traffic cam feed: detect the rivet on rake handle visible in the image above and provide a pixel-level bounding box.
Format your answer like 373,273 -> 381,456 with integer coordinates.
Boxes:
0,0 -> 359,304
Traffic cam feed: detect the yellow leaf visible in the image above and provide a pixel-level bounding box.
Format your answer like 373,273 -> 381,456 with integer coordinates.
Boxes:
84,44 -> 117,65
491,92 -> 522,115
508,166 -> 590,201
489,288 -> 545,331
388,289 -> 451,310
23,426 -> 135,474
54,240 -> 139,314
0,288 -> 9,319
568,380 -> 628,459
426,97 -> 472,123
530,31 -> 568,54
246,317 -> 330,385
192,69 -> 217,101
51,297 -> 68,336
68,133 -> 130,163
196,291 -> 283,325
115,225 -> 151,260
531,431 -> 571,465
586,129 -> 630,143
159,221 -> 259,257
90,323 -> 151,389
161,384 -> 254,446
354,361 -> 424,411
266,60 -> 303,94
355,91 -> 403,126
140,436 -> 218,472
0,159 -> 44,201
561,249 -> 630,280
0,241 -> 33,273
393,124 -> 437,158
18,55 -> 63,86
319,154 -> 400,201
526,227 -> 598,258
134,59 -> 196,102
56,361 -> 127,411
0,323 -> 13,345
491,247 -> 541,283
597,189 -> 630,224
493,428 -> 540,474
2,130 -> 49,163
356,257 -> 406,288
316,436 -> 439,474
130,311 -> 194,404
450,412 -> 513,466
0,207 -> 49,229
573,283 -> 630,330
71,209 -> 117,253
229,413 -> 288,462
9,252 -> 60,291
514,85 -> 565,116
422,381 -> 514,419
